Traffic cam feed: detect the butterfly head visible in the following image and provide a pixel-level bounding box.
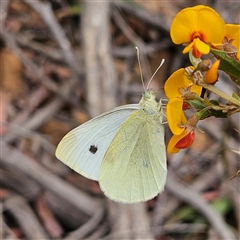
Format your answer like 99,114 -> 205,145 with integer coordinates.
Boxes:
143,89 -> 156,101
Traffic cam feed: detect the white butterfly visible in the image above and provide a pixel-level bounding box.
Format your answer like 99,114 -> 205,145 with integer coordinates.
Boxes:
56,59 -> 167,203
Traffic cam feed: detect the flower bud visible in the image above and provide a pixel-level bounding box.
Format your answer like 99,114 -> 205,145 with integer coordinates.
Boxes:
204,59 -> 220,84
197,59 -> 212,72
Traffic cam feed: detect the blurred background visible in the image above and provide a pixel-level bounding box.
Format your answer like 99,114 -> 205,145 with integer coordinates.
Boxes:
1,0 -> 239,239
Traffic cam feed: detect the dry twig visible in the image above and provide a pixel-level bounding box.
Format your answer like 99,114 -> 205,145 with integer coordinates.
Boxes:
1,143 -> 100,218
166,174 -> 236,240
23,0 -> 82,82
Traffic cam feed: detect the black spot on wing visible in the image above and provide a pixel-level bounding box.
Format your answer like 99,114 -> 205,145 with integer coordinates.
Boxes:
89,145 -> 98,154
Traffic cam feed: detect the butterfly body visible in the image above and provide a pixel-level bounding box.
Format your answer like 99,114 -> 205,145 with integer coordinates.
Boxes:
56,89 -> 167,203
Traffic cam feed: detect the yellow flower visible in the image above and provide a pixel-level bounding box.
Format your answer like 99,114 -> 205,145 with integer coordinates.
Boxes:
225,24 -> 240,59
170,5 -> 225,58
164,68 -> 202,135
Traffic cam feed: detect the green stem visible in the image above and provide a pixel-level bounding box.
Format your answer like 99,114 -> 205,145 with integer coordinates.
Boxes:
197,81 -> 240,107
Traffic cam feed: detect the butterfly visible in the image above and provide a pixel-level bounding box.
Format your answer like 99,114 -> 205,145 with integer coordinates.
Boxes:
55,58 -> 167,203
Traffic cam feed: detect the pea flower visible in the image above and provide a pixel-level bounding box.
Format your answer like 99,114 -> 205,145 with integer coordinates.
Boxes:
170,5 -> 225,58
164,68 -> 202,136
167,114 -> 200,154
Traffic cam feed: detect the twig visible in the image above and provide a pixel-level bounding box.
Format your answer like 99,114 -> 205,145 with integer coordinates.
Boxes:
112,6 -> 152,82
3,96 -> 65,143
166,174 -> 236,240
43,191 -> 88,229
3,122 -> 56,154
0,0 -> 9,25
36,195 -> 63,238
0,168 -> 41,200
153,223 -> 207,236
85,221 -> 109,240
153,160 -> 224,232
2,29 -> 76,103
1,142 -> 100,217
15,33 -> 63,62
23,0 -> 82,83
16,29 -> 170,60
2,73 -> 75,144
64,207 -> 106,240
0,214 -> 20,240
2,193 -> 49,239
113,1 -> 170,32
113,40 -> 171,58
223,147 -> 240,238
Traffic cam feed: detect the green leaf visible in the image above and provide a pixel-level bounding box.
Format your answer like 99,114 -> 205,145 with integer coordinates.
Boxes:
189,49 -> 202,68
211,198 -> 232,215
210,48 -> 240,86
187,98 -> 240,119
186,99 -> 205,111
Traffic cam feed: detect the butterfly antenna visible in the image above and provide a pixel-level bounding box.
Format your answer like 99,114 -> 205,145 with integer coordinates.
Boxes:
135,47 -> 145,91
146,59 -> 165,90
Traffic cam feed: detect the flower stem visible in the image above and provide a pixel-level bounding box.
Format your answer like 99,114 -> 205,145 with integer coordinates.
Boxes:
197,81 -> 240,107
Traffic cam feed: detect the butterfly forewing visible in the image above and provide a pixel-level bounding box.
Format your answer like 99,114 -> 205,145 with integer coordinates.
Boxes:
56,104 -> 139,180
99,109 -> 167,203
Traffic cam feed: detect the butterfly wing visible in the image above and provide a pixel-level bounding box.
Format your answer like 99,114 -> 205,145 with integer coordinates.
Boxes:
99,109 -> 167,203
55,104 -> 139,180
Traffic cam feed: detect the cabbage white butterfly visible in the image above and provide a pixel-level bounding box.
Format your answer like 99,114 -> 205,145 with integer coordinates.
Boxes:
56,58 -> 167,203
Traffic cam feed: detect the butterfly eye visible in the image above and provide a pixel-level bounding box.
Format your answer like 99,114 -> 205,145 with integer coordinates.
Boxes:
89,145 -> 98,154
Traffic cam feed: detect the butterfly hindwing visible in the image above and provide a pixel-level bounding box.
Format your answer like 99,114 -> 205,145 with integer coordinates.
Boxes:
56,104 -> 139,180
99,109 -> 167,203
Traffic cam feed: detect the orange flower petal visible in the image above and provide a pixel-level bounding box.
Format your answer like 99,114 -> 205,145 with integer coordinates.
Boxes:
204,59 -> 220,83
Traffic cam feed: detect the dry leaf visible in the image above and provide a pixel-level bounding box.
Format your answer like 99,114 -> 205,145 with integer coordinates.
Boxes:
40,119 -> 71,146
0,48 -> 23,100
